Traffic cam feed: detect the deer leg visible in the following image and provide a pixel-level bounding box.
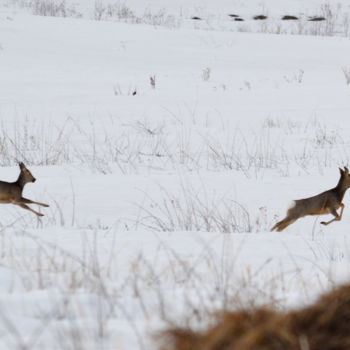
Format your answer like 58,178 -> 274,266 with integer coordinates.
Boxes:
320,204 -> 344,226
21,197 -> 49,207
15,202 -> 44,217
271,217 -> 297,232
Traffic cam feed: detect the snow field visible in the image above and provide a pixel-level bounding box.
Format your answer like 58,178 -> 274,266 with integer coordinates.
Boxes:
0,2 -> 350,349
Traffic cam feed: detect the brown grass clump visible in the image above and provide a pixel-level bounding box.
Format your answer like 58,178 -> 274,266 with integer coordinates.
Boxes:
308,16 -> 326,21
158,284 -> 350,350
253,15 -> 268,20
160,308 -> 295,350
282,15 -> 299,20
289,283 -> 350,350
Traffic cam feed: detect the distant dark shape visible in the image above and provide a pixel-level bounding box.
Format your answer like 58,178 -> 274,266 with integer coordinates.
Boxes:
191,16 -> 202,20
253,15 -> 268,20
228,14 -> 239,18
234,18 -> 244,22
132,90 -> 137,96
282,15 -> 299,20
308,16 -> 326,21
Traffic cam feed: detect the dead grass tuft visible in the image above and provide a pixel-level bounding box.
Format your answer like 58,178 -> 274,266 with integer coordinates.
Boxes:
159,284 -> 350,350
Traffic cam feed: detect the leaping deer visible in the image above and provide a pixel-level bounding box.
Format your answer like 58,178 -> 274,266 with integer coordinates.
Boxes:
0,162 -> 49,217
271,167 -> 350,232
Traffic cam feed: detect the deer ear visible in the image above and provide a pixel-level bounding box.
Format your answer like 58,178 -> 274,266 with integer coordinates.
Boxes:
339,167 -> 344,175
344,166 -> 349,174
19,162 -> 25,170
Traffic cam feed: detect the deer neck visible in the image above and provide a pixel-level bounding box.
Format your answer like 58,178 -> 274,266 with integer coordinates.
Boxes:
335,177 -> 348,201
15,173 -> 27,191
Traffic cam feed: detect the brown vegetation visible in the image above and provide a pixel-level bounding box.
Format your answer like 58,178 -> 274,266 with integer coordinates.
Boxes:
308,16 -> 326,22
282,15 -> 299,21
159,283 -> 350,350
253,15 -> 268,20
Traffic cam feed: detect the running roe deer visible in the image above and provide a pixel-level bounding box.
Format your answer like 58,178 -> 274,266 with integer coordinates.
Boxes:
0,162 -> 49,217
271,167 -> 350,232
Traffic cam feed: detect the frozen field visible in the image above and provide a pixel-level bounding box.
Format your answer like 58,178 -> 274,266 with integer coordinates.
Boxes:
1,1 -> 350,349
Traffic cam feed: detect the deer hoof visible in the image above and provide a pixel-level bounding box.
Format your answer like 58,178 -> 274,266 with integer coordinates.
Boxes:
320,221 -> 326,225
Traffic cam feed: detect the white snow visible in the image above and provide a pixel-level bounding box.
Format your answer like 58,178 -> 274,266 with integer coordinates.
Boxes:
1,1 -> 350,349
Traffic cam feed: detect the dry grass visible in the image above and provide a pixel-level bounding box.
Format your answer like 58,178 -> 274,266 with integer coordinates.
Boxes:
1,116 -> 347,177
5,1 -> 350,37
159,283 -> 350,350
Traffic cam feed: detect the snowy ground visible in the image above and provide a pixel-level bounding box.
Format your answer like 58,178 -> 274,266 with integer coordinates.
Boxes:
1,1 -> 350,349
